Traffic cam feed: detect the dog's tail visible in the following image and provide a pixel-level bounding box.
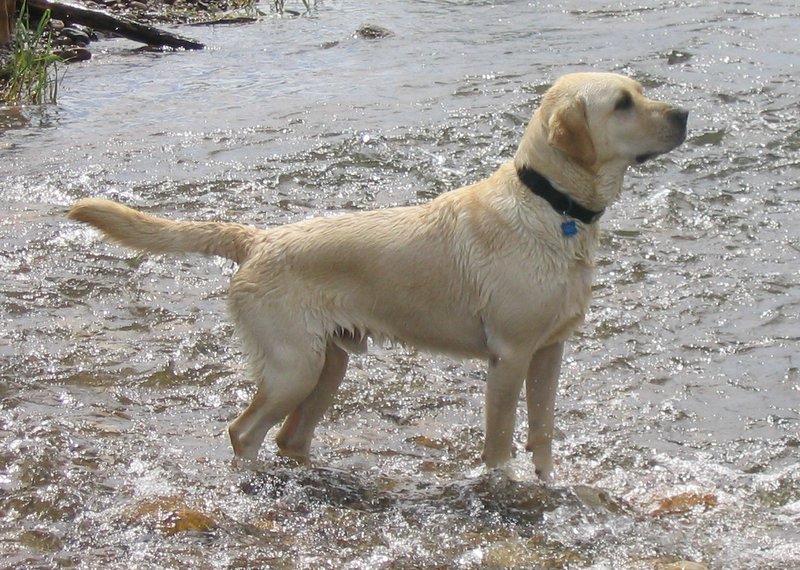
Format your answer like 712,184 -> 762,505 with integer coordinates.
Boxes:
68,198 -> 260,264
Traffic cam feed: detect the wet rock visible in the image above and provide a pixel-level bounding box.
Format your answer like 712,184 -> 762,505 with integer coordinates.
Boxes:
665,49 -> 693,64
661,562 -> 708,570
70,24 -> 98,41
55,48 -> 93,63
691,129 -> 726,146
649,491 -> 718,516
572,484 -> 629,514
355,24 -> 393,40
18,528 -> 64,552
60,27 -> 91,47
436,472 -> 572,525
125,496 -> 217,535
482,536 -> 588,569
240,464 -> 577,523
84,420 -> 119,434
240,466 -> 396,512
483,537 -> 585,569
48,19 -> 65,32
409,435 -> 448,450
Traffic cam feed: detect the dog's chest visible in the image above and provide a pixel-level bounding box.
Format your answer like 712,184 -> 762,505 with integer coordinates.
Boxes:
545,247 -> 595,342
486,232 -> 596,345
562,260 -> 594,313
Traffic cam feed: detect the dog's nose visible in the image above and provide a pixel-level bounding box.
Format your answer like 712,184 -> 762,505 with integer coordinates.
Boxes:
668,107 -> 689,129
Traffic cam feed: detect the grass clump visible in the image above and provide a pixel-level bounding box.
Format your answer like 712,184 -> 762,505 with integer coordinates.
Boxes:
0,3 -> 61,105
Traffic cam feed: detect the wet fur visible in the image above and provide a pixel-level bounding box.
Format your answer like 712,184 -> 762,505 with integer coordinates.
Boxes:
68,73 -> 687,480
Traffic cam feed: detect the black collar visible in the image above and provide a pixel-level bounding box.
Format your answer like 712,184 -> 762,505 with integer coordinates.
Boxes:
516,165 -> 604,225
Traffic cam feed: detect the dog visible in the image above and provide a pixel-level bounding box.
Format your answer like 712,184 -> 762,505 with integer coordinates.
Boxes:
68,72 -> 687,480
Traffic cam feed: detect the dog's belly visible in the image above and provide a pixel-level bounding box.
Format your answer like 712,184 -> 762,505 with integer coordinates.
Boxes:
333,265 -> 592,360
336,304 -> 490,358
379,316 -> 489,357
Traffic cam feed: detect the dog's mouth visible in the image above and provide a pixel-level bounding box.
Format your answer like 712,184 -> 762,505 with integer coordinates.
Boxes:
635,129 -> 688,164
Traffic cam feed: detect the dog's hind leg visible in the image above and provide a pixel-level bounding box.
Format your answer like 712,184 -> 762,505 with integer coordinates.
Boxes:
275,342 -> 349,459
227,310 -> 327,460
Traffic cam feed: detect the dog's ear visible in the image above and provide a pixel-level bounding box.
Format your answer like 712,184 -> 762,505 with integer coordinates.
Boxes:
546,96 -> 597,170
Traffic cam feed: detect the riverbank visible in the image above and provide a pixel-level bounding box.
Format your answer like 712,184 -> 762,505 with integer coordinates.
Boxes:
35,0 -> 259,56
0,0 -> 298,102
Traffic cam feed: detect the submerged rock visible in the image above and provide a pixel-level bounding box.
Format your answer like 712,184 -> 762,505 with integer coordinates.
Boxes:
55,47 -> 92,63
572,484 -> 629,514
239,464 -> 580,523
665,49 -> 693,64
483,537 -> 585,569
648,491 -> 718,516
355,24 -> 393,40
124,496 -> 217,535
661,562 -> 709,570
240,465 -> 396,513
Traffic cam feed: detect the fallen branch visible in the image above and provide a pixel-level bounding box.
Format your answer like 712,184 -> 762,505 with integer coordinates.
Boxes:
27,0 -> 205,50
188,16 -> 258,27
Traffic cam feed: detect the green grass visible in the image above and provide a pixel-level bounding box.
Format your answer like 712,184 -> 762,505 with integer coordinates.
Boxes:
0,3 -> 61,105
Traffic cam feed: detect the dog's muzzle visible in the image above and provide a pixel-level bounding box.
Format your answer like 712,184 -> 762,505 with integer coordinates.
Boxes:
636,107 -> 689,163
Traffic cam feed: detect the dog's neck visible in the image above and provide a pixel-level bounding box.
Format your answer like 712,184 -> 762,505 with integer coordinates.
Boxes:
515,165 -> 604,224
514,122 -> 628,213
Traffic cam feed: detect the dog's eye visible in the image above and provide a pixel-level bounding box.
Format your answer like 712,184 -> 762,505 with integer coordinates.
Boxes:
615,92 -> 634,111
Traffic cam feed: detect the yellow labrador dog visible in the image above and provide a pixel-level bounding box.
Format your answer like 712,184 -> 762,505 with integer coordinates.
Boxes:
68,73 -> 687,480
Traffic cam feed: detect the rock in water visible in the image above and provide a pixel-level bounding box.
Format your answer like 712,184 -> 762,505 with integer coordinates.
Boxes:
355,24 -> 393,40
60,26 -> 91,47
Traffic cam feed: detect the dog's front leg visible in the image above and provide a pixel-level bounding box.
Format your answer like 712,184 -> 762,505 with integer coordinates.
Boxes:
525,341 -> 564,481
482,353 -> 530,468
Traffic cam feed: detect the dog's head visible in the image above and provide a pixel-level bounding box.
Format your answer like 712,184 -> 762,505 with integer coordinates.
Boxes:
520,72 -> 688,173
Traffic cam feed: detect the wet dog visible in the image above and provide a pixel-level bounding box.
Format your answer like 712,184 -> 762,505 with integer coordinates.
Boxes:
68,73 -> 687,480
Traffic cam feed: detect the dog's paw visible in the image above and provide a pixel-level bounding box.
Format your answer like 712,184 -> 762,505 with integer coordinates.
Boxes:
533,457 -> 555,482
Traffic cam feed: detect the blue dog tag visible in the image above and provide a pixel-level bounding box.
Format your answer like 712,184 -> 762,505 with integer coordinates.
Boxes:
561,219 -> 578,237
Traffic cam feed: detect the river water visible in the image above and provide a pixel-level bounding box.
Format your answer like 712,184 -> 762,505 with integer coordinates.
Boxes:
1,1 -> 798,568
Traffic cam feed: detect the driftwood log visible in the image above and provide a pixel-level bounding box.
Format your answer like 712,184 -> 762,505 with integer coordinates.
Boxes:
27,0 -> 205,50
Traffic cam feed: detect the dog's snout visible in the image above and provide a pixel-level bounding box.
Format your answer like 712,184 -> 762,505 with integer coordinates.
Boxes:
668,107 -> 689,129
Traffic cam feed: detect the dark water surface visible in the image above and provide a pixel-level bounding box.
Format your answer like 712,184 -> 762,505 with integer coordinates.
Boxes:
1,1 -> 798,568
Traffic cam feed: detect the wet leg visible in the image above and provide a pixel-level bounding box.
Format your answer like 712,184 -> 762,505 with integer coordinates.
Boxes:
276,342 -> 349,459
482,352 -> 531,468
525,341 -> 564,481
228,345 -> 325,460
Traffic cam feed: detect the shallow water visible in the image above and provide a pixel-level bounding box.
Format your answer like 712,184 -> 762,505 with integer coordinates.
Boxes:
1,1 -> 798,568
